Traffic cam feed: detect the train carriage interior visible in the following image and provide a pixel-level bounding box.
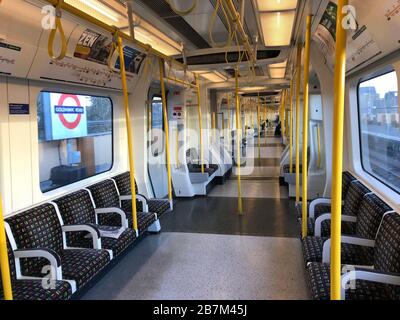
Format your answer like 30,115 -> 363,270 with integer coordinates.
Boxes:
1,0 -> 400,304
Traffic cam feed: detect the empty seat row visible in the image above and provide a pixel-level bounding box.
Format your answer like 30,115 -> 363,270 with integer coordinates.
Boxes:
302,173 -> 400,300
0,172 -> 172,300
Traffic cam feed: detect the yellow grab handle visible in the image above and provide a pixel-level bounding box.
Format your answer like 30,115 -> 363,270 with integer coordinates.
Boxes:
195,74 -> 205,174
117,35 -> 138,233
0,196 -> 13,300
165,0 -> 197,15
234,68 -> 243,214
48,0 -> 67,61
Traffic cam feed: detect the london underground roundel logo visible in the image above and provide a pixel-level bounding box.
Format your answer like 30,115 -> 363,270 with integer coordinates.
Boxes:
57,94 -> 82,130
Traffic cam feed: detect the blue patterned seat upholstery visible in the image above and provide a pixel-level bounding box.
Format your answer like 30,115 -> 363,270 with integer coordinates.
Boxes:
54,190 -> 136,257
0,239 -> 72,300
87,179 -> 157,235
307,180 -> 370,236
113,172 -> 171,218
303,194 -> 391,265
5,203 -> 110,290
307,212 -> 400,300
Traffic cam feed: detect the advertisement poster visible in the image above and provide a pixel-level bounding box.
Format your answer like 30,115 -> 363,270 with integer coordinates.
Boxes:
115,46 -> 147,75
74,29 -> 112,65
313,1 -> 381,72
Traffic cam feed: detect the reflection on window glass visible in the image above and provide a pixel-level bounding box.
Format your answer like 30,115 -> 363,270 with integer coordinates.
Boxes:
37,92 -> 113,193
358,70 -> 399,192
150,96 -> 164,155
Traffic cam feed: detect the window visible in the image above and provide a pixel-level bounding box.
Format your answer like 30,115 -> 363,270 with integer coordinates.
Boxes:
37,92 -> 113,192
358,70 -> 400,192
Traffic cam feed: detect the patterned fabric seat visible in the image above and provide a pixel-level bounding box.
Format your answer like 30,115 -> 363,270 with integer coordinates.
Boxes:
113,172 -> 171,218
303,194 -> 392,265
54,190 -> 136,257
0,240 -> 72,300
87,179 -> 157,235
307,212 -> 400,300
307,181 -> 370,236
6,203 -> 110,290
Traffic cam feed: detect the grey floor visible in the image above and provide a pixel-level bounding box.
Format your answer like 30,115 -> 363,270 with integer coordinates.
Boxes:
80,135 -> 310,300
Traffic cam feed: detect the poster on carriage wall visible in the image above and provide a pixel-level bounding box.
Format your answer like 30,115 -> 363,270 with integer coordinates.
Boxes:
313,0 -> 381,73
74,29 -> 112,65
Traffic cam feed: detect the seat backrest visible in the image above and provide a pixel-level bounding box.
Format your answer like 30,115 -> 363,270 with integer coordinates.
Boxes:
342,171 -> 357,198
87,179 -> 120,208
374,212 -> 400,299
113,172 -> 138,195
6,203 -> 64,254
343,181 -> 371,215
54,189 -> 96,225
356,194 -> 392,239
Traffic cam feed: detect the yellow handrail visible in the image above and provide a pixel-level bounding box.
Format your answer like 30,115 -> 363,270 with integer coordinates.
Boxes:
117,35 -> 138,233
264,105 -> 267,144
48,0 -> 67,60
212,112 -> 217,142
289,78 -> 294,174
43,0 -> 186,69
195,75 -> 205,174
257,94 -> 261,159
159,58 -> 173,202
302,15 -> 312,238
234,68 -> 243,214
317,125 -> 322,169
331,0 -> 349,300
295,43 -> 302,204
0,196 -> 13,300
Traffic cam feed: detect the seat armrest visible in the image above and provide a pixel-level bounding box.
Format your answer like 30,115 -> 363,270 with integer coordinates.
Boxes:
341,269 -> 400,300
14,248 -> 62,280
120,194 -> 149,212
95,207 -> 128,228
322,236 -> 375,263
62,224 -> 101,249
309,198 -> 332,218
314,213 -> 357,237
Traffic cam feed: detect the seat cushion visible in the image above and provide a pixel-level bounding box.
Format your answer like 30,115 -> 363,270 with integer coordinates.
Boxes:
0,280 -> 72,300
302,237 -> 374,265
65,227 -> 136,258
148,200 -> 170,218
307,262 -> 393,300
126,211 -> 157,235
59,249 -> 110,289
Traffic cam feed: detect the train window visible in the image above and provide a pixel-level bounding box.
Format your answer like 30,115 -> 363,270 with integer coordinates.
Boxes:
37,92 -> 113,193
358,70 -> 399,193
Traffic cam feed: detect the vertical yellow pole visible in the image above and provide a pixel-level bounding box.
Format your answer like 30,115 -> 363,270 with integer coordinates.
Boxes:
235,68 -> 243,214
212,112 -> 216,142
0,196 -> 13,300
117,36 -> 138,232
257,94 -> 261,159
195,74 -> 205,174
281,91 -> 286,137
289,78 -> 294,174
158,58 -> 173,201
331,0 -> 348,300
295,43 -> 302,204
227,93 -> 231,130
264,106 -> 267,143
301,15 -> 312,238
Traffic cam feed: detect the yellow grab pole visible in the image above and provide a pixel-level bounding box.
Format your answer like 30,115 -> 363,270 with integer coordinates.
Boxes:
281,91 -> 286,137
295,42 -> 302,204
158,58 -> 173,201
257,94 -> 261,159
289,78 -> 294,173
195,74 -> 205,174
264,106 -> 267,143
234,68 -> 243,214
212,112 -> 216,142
0,196 -> 13,300
301,15 -> 312,238
117,36 -> 138,232
227,93 -> 231,130
331,0 -> 348,300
